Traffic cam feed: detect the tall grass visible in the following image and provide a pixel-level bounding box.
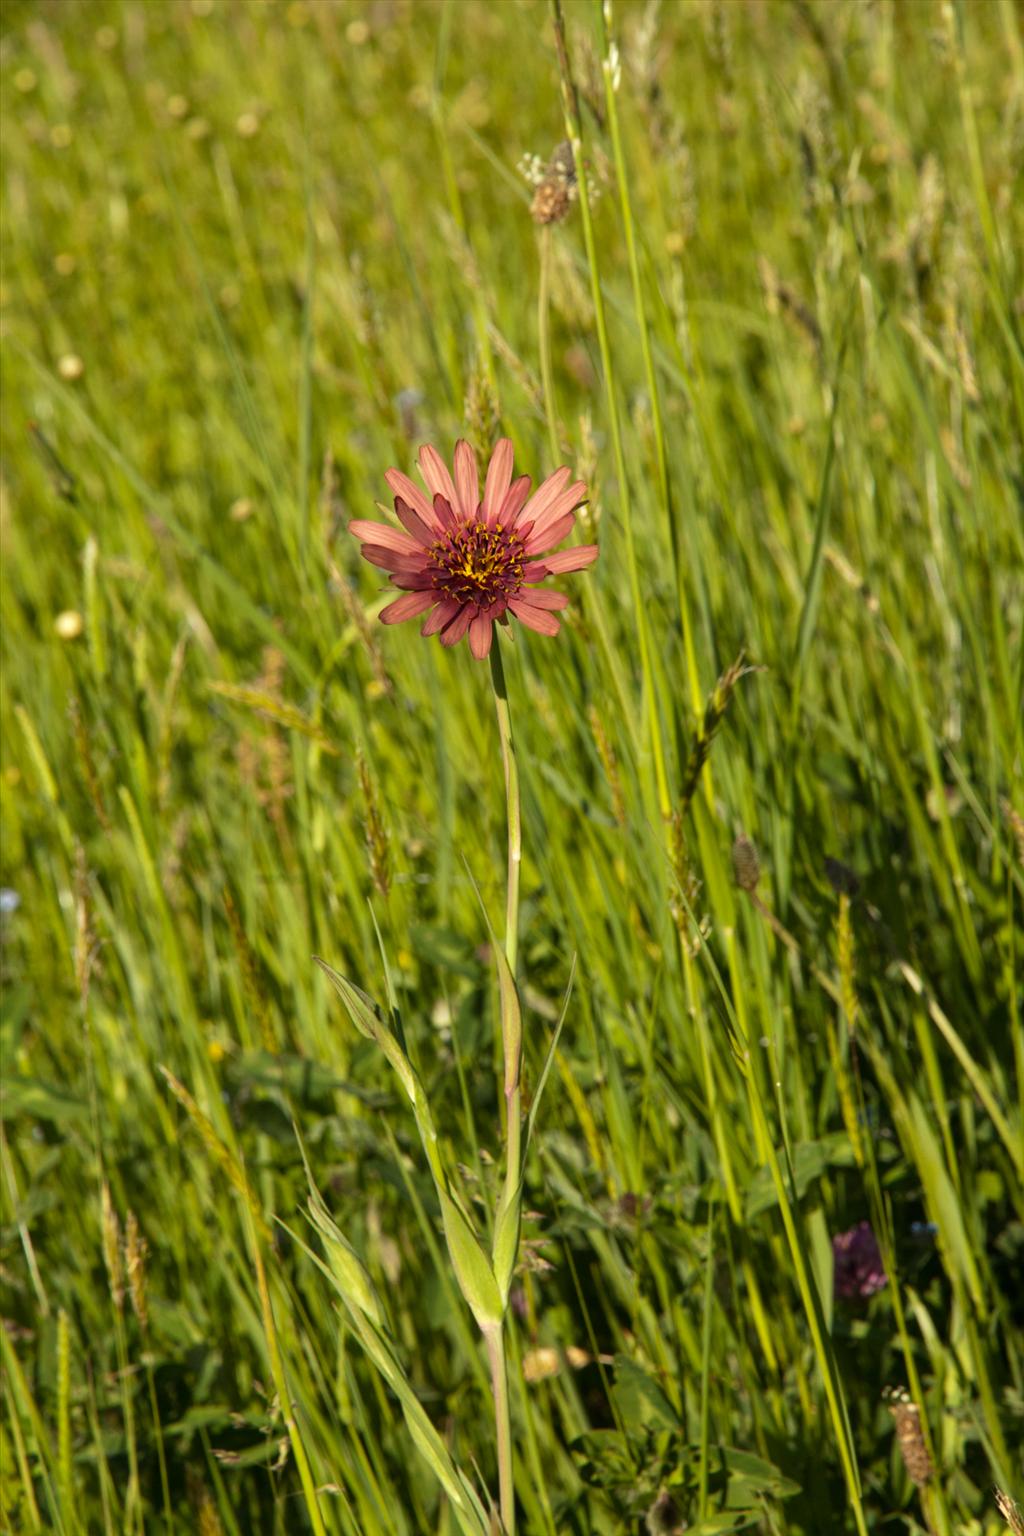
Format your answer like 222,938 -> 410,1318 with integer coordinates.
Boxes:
2,1 -> 1022,1532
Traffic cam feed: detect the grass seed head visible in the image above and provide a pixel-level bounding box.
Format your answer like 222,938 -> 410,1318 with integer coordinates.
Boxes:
589,705 -> 626,827
996,1489 -> 1024,1535
529,141 -> 577,225
101,1182 -> 123,1312
464,357 -> 501,459
187,1469 -> 225,1536
357,752 -> 391,899
732,834 -> 761,893
125,1210 -> 149,1334
884,1388 -> 934,1487
1001,799 -> 1024,868
837,892 -> 858,1034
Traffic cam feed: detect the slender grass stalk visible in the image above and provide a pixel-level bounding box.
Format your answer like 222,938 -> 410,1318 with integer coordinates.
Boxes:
83,1366 -> 116,1536
694,930 -> 870,1536
434,0 -> 497,393
697,1201 -> 715,1521
246,1208 -> 329,1536
504,1324 -> 559,1536
1,1323 -> 65,1532
56,1310 -> 72,1530
749,1097 -> 870,1536
537,226 -> 561,465
550,0 -> 671,822
594,0 -> 705,744
297,142 -> 316,563
144,1361 -> 173,1531
108,1266 -> 143,1535
0,1127 -> 48,1317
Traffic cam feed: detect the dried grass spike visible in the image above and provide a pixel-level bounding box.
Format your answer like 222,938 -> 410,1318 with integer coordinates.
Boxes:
531,178 -> 572,226
125,1210 -> 149,1333
995,1488 -> 1024,1535
101,1181 -> 124,1312
678,652 -> 759,813
732,834 -> 761,892
530,140 -> 578,225
1001,799 -> 1024,869
159,1067 -> 271,1242
837,892 -> 858,1035
187,1469 -> 226,1536
885,1387 -> 934,1487
357,751 -> 391,899
589,705 -> 626,827
464,356 -> 501,459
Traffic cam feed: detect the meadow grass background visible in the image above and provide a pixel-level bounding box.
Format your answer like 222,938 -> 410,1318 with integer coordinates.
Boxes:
2,0 -> 1023,1531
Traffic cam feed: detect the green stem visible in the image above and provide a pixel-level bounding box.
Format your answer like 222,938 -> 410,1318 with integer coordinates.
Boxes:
144,1358 -> 173,1531
490,641 -> 521,979
488,638 -> 522,1535
485,1324 -> 515,1536
537,226 -> 561,465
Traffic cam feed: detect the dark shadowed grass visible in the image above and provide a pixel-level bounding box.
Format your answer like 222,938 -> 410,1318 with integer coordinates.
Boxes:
1,1 -> 1022,1532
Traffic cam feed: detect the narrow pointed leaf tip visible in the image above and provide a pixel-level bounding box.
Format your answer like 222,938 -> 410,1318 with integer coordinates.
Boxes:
315,954 -> 503,1327
306,1195 -> 385,1326
351,438 -> 597,656
313,956 -> 418,1105
437,1187 -> 505,1328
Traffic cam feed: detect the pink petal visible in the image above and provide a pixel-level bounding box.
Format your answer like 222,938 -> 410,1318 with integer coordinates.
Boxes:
534,544 -> 599,574
433,493 -> 459,531
513,465 -> 571,529
422,598 -> 461,637
349,520 -> 421,556
523,512 -> 575,555
526,482 -> 587,545
469,613 -> 494,659
393,497 -> 436,547
516,588 -> 567,611
508,597 -> 561,637
380,590 -> 435,624
497,475 -> 532,529
453,440 -> 479,521
439,606 -> 473,647
419,444 -> 458,515
360,543 -> 427,574
482,438 -> 514,526
384,469 -> 442,532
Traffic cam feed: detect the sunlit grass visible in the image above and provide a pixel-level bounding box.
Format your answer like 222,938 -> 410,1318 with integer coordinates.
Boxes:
2,1 -> 1022,1533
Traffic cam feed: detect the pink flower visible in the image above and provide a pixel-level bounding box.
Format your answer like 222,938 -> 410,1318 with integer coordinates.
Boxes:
832,1221 -> 888,1301
350,439 -> 598,661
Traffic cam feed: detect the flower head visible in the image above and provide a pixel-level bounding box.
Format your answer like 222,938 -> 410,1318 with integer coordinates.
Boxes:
832,1220 -> 887,1301
350,439 -> 598,660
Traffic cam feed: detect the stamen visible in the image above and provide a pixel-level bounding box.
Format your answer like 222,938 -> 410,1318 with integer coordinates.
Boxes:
427,519 -> 526,612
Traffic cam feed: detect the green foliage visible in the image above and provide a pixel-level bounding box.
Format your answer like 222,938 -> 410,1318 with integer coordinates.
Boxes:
2,1 -> 1021,1533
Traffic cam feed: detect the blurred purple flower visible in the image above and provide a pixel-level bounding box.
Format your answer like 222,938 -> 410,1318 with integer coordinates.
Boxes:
833,1220 -> 887,1300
